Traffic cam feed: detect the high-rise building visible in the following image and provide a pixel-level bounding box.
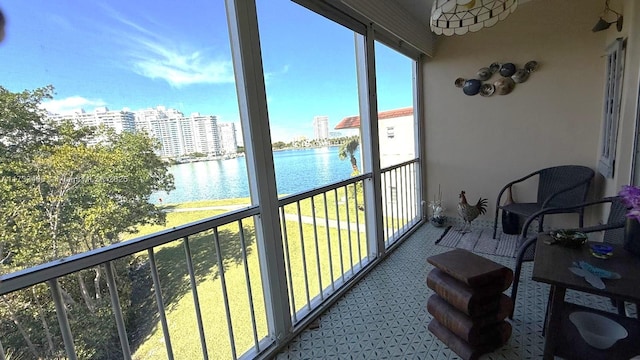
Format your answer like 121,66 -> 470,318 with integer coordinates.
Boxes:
189,112 -> 221,156
135,107 -> 222,158
313,116 -> 329,140
48,107 -> 136,134
47,107 -> 136,146
49,105 -> 224,158
218,122 -> 238,154
134,106 -> 186,157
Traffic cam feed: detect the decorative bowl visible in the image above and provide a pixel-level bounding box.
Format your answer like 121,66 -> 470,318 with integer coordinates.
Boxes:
462,79 -> 482,96
551,230 -> 588,248
569,311 -> 628,349
477,67 -> 492,81
494,77 -> 515,95
525,60 -> 539,72
499,62 -> 516,77
479,83 -> 495,97
590,243 -> 613,259
511,68 -> 530,83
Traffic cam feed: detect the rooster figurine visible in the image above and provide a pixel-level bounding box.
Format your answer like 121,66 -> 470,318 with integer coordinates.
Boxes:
457,191 -> 488,233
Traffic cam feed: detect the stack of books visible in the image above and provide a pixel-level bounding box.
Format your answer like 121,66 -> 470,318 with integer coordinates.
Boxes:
426,249 -> 514,360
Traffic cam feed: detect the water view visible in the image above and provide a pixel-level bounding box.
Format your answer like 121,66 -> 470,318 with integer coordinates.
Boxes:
155,146 -> 359,204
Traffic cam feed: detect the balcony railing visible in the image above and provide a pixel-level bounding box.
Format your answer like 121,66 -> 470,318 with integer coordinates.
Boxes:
0,159 -> 421,360
381,160 -> 420,248
278,175 -> 371,325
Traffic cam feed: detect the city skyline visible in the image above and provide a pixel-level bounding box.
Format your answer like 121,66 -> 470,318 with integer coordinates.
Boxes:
46,103 -> 351,148
48,105 -> 232,158
46,103 -> 349,158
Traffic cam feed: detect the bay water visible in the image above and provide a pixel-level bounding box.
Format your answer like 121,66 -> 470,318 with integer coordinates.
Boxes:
154,146 -> 358,204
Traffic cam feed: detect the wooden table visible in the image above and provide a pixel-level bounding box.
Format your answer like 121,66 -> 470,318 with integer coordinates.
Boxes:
532,235 -> 640,359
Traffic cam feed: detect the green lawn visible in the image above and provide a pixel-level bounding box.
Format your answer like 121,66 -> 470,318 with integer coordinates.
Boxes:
283,185 -> 367,226
123,209 -> 229,242
129,199 -> 368,359
131,219 -> 269,359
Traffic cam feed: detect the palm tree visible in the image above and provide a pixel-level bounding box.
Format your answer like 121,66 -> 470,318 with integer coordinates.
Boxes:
338,138 -> 360,176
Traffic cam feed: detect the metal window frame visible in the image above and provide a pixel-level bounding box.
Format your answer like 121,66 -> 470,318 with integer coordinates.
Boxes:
225,0 -> 291,347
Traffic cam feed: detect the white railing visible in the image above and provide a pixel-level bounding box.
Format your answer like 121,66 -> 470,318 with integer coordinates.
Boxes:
0,207 -> 267,360
278,175 -> 371,324
0,161 -> 421,359
278,159 -> 421,324
381,159 -> 421,248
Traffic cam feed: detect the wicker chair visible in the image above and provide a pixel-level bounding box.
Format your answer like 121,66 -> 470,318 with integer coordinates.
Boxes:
509,196 -> 628,319
492,165 -> 595,239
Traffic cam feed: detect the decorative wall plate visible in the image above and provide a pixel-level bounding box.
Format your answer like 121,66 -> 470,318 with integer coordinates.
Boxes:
512,69 -> 530,83
494,77 -> 515,95
463,79 -> 482,95
455,60 -> 538,97
499,63 -> 516,77
525,60 -> 539,72
479,83 -> 495,97
477,67 -> 492,81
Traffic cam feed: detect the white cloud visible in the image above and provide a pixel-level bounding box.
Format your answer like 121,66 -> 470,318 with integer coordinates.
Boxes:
130,42 -> 235,87
41,96 -> 107,114
103,9 -> 235,88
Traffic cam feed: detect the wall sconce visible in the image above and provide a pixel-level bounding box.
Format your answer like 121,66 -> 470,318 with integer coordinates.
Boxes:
592,0 -> 623,32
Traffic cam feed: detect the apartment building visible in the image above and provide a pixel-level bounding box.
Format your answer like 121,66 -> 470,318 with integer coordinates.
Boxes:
189,112 -> 222,156
48,106 -> 136,134
134,106 -> 183,157
218,122 -> 238,154
312,115 -> 329,140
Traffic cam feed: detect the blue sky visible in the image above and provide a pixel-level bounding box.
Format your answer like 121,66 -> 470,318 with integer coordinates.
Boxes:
0,0 -> 413,142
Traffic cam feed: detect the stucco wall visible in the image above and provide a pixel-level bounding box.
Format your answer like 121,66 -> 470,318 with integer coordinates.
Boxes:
379,115 -> 415,168
422,0 -> 627,228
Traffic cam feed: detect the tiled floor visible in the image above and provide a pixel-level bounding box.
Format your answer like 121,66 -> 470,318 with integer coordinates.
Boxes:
276,223 -> 632,359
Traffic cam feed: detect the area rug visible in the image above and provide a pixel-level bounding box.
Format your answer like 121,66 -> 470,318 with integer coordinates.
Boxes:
435,226 -> 520,258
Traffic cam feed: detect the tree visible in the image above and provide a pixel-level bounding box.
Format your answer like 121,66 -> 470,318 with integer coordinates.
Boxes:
0,85 -> 58,268
0,85 -> 175,358
338,137 -> 360,176
0,102 -> 175,265
0,85 -> 56,161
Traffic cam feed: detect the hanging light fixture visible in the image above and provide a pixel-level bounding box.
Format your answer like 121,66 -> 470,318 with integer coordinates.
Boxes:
592,0 -> 623,32
430,0 -> 518,36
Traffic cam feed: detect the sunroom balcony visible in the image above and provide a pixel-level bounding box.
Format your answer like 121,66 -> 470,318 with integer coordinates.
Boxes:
1,159 -> 634,360
2,0 -> 640,358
